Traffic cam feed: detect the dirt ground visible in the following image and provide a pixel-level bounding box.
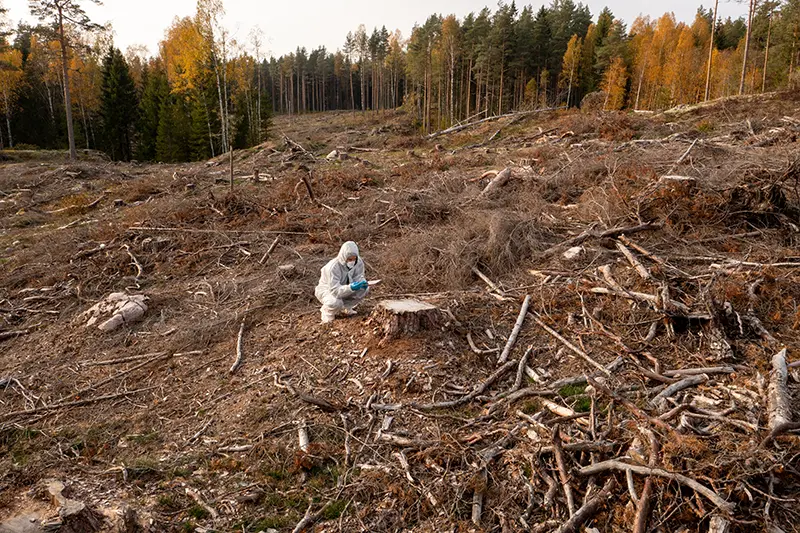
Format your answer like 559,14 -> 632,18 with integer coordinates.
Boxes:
1,93 -> 800,532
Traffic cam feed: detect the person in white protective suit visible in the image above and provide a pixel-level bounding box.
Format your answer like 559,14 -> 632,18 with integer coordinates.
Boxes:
315,241 -> 369,323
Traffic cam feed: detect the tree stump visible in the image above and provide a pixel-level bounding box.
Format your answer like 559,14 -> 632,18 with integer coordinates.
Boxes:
373,299 -> 442,344
46,480 -> 104,533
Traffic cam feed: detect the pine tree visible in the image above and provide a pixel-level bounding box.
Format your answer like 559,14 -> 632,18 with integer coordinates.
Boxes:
100,46 -> 138,161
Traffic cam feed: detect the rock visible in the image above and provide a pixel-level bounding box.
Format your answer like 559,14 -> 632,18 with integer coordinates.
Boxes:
113,199 -> 125,207
277,264 -> 296,276
326,150 -> 348,161
562,246 -> 584,261
80,293 -> 149,332
46,481 -> 104,533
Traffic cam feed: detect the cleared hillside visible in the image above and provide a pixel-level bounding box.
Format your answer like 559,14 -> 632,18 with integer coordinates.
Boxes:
1,93 -> 800,532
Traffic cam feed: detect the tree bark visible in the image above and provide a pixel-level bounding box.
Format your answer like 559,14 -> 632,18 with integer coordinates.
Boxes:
739,0 -> 756,95
762,11 -> 772,93
704,0 -> 719,101
57,6 -> 77,160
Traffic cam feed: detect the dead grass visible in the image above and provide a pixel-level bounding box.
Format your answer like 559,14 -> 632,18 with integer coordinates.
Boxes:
1,100 -> 800,532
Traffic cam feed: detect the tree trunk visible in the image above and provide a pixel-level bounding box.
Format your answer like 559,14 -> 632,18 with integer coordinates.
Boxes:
257,62 -> 262,141
79,98 -> 89,149
58,7 -> 77,160
704,0 -> 719,101
762,12 -> 772,93
739,0 -> 756,95
449,50 -> 455,126
498,61 -> 505,116
3,90 -> 13,148
203,97 -> 215,157
214,59 -> 227,151
349,66 -> 355,112
790,26 -> 798,86
466,58 -> 472,121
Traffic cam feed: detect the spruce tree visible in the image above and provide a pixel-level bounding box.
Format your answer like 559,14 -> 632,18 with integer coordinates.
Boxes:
136,64 -> 169,161
156,95 -> 189,162
189,96 -> 212,160
99,47 -> 137,161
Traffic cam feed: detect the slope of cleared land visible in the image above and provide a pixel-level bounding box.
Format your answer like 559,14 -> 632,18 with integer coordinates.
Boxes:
1,93 -> 800,532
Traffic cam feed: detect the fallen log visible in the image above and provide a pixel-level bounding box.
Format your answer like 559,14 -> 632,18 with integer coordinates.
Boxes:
763,348 -> 795,445
425,107 -> 562,139
553,426 -> 576,517
651,374 -> 709,411
578,460 -> 735,513
0,387 -> 157,422
540,223 -> 662,260
616,241 -> 651,279
480,167 -> 512,197
663,366 -> 735,377
633,431 -> 660,533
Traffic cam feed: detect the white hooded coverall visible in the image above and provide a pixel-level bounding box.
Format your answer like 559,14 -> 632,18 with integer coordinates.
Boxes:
315,241 -> 369,322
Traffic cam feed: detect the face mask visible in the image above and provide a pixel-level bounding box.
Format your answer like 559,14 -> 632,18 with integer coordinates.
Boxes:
346,260 -> 356,269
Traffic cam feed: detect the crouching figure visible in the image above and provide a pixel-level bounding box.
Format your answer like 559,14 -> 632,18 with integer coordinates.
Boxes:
315,241 -> 369,323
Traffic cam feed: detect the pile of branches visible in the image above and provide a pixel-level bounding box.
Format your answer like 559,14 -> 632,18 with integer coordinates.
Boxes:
278,215 -> 800,532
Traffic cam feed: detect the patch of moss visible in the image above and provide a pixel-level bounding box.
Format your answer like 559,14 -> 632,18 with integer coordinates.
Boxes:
558,384 -> 586,397
322,499 -> 347,520
187,505 -> 210,520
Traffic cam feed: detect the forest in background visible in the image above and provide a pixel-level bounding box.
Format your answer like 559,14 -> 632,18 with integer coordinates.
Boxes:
0,0 -> 799,162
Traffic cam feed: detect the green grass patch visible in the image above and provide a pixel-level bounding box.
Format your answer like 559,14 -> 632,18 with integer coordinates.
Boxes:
572,396 -> 591,413
558,384 -> 586,397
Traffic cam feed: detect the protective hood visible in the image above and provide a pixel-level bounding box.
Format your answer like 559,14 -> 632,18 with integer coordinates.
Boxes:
337,241 -> 360,266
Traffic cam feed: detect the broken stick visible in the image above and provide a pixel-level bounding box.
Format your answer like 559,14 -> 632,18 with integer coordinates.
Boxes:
553,478 -> 617,533
553,426 -> 576,517
412,360 -> 517,411
259,236 -> 280,264
529,312 -> 610,375
229,320 -> 246,374
650,374 -> 709,411
616,242 -> 651,280
498,295 -> 531,364
578,460 -> 734,513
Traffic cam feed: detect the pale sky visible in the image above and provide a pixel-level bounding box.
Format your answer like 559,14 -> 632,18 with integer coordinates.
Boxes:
5,0 -> 746,58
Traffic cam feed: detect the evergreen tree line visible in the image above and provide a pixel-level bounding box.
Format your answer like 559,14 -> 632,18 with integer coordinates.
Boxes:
0,0 -> 271,161
1,0 -> 799,157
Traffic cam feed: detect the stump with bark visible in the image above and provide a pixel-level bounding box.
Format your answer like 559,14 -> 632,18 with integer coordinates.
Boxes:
372,299 -> 442,344
46,480 -> 104,533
